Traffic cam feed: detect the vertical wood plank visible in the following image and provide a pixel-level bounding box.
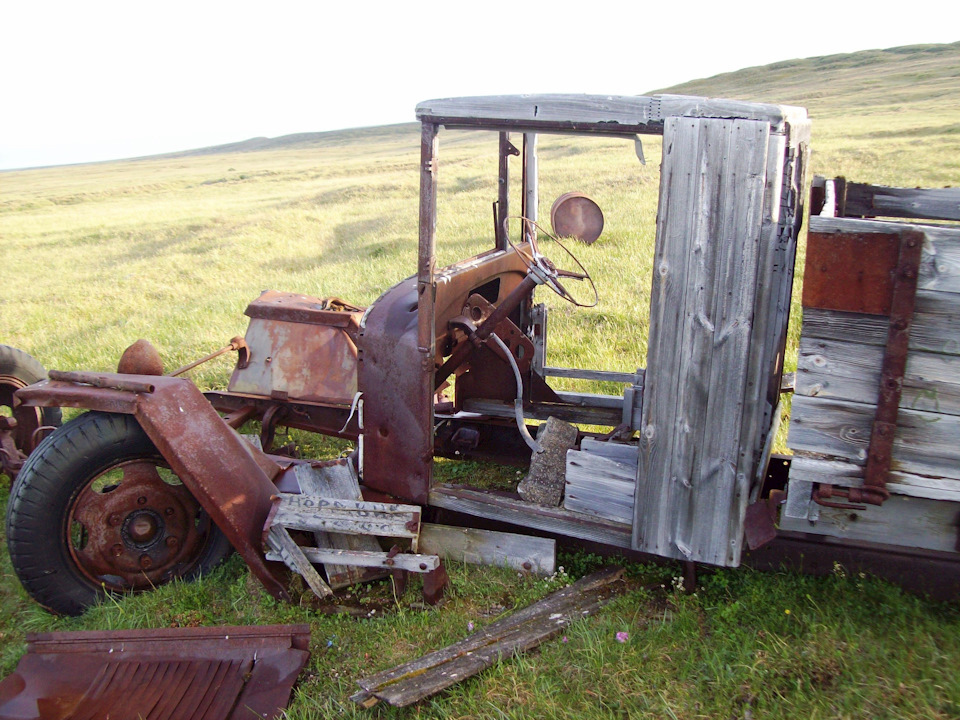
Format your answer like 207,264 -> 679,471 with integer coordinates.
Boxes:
688,120 -> 770,565
634,116 -> 704,558
634,117 -> 772,566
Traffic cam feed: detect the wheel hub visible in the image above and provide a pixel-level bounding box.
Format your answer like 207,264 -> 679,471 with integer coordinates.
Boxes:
68,460 -> 208,590
122,510 -> 164,548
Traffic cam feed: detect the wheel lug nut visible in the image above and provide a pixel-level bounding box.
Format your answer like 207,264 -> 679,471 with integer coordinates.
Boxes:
165,536 -> 179,548
137,496 -> 147,505
111,544 -> 124,557
108,513 -> 123,526
139,554 -> 153,569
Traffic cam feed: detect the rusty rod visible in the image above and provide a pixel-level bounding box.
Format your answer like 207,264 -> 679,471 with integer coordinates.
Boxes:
48,370 -> 156,394
168,337 -> 247,377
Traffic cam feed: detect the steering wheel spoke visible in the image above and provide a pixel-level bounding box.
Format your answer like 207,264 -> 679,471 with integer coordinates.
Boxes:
503,216 -> 599,308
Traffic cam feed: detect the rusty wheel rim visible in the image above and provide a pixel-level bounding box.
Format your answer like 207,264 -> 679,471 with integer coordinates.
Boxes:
0,374 -> 42,453
66,458 -> 212,591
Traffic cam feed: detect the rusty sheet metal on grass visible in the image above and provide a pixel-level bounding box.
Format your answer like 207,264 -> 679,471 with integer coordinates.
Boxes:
0,624 -> 310,720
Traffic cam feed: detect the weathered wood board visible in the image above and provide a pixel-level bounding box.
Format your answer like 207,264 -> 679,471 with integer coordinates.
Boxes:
634,116 -> 774,566
419,524 -> 555,574
778,493 -> 960,554
789,394 -> 960,482
579,437 -> 640,464
787,455 -> 960,504
563,449 -> 636,524
265,525 -> 334,599
796,336 -> 960,416
352,567 -> 625,708
265,546 -> 440,573
294,462 -> 385,588
842,181 -> 960,222
270,494 -> 421,542
429,485 -> 633,549
801,301 -> 960,357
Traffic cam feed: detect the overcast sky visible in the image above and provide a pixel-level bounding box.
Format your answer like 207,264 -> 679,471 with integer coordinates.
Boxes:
1,2 -> 956,170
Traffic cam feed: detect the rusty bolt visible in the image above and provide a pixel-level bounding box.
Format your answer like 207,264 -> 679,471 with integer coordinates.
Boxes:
165,536 -> 179,548
108,513 -> 123,526
419,563 -> 427,571
139,554 -> 153,569
523,561 -> 533,571
137,496 -> 147,505
164,507 -> 174,516
384,558 -> 395,567
111,544 -> 124,557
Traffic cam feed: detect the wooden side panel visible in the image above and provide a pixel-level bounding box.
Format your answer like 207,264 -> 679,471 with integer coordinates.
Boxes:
807,217 -> 960,296
788,455 -> 960,503
789,395 -> 960,481
797,336 -> 960,416
634,117 -> 771,566
801,300 -> 960,356
778,494 -> 960,553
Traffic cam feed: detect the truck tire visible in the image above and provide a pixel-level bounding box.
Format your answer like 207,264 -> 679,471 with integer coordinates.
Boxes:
6,412 -> 233,615
0,344 -> 62,452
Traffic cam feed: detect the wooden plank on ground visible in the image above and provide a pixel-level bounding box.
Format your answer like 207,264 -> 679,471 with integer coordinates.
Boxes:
788,395 -> 960,481
418,524 -> 555,574
351,567 -> 625,707
796,336 -> 960,416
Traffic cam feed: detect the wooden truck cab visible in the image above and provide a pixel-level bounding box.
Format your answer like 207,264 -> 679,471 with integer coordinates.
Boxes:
359,95 -> 811,567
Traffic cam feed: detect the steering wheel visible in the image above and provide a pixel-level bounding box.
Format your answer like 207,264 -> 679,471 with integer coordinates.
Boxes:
503,217 -> 599,308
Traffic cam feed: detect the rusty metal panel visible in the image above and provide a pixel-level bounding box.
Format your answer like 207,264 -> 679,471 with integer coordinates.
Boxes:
130,376 -> 290,601
244,290 -> 363,328
16,379 -> 141,415
802,231 -> 902,315
357,278 -> 433,503
228,318 -> 358,404
0,624 -> 310,720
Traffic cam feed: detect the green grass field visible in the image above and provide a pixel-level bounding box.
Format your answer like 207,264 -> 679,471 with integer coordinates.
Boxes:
1,42 -> 959,718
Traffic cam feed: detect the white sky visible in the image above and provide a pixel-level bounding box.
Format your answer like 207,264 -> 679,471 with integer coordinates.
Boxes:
1,1 -> 956,170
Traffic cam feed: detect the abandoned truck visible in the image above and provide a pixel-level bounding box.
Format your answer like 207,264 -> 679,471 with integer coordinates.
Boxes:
5,94 -> 957,615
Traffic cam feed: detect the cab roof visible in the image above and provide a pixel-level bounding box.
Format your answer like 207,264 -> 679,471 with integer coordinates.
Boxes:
415,94 -> 807,136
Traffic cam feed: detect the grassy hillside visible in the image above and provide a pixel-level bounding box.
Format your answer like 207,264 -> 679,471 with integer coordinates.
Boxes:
661,41 -> 960,187
1,43 -> 959,719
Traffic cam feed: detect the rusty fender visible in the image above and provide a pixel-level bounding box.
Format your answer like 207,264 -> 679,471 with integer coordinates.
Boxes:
16,373 -> 291,601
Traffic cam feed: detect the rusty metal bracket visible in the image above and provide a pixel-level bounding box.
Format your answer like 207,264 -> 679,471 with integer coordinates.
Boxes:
862,229 -> 924,505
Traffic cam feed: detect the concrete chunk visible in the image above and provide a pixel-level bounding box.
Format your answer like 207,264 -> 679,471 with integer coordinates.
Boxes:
518,417 -> 578,506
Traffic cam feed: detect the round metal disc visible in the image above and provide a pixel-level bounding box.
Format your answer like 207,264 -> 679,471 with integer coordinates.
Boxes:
550,192 -> 604,245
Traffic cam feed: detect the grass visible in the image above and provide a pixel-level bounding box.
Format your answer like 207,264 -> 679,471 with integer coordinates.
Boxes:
1,42 -> 959,717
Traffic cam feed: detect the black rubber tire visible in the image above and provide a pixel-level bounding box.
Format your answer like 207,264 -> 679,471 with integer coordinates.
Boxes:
6,412 -> 233,615
0,344 -> 62,429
